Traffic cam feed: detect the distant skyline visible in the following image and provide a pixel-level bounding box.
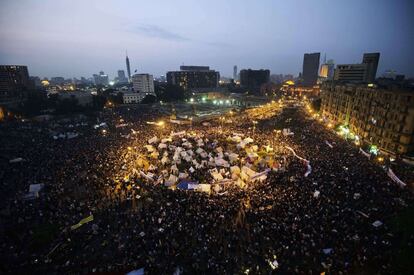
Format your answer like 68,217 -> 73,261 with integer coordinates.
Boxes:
0,0 -> 413,79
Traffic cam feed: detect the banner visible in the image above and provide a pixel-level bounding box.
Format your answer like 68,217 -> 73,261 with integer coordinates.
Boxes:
359,148 -> 370,158
286,146 -> 312,177
71,215 -> 94,230
386,168 -> 406,188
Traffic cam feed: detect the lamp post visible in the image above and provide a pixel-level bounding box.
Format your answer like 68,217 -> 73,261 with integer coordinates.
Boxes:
252,120 -> 258,135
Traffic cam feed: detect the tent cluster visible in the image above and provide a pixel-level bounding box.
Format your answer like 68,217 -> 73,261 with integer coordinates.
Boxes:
132,131 -> 284,194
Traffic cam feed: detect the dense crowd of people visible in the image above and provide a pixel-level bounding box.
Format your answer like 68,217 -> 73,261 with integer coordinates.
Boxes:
0,101 -> 413,274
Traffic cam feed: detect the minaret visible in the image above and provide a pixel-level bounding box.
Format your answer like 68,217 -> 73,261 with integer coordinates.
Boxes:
126,50 -> 131,82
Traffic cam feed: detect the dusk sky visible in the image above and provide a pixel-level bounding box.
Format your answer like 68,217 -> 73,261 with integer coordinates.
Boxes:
0,0 -> 413,79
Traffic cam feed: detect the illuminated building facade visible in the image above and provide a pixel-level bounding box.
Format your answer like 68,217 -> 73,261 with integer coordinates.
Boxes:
167,66 -> 219,91
0,65 -> 32,106
123,92 -> 144,104
319,59 -> 335,80
284,85 -> 320,97
131,73 -> 155,96
320,82 -> 414,155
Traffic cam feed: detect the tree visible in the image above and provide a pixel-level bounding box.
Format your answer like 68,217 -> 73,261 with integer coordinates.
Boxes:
141,94 -> 157,104
19,90 -> 48,116
311,98 -> 322,112
156,84 -> 188,102
55,96 -> 81,115
109,92 -> 124,104
92,95 -> 107,110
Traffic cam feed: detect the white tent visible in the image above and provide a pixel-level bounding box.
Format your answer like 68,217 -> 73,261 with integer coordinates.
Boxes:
197,184 -> 211,193
150,151 -> 159,159
148,136 -> 158,144
211,171 -> 223,181
144,145 -> 155,152
161,156 -> 169,165
165,174 -> 178,186
9,158 -> 24,163
228,153 -> 239,163
158,143 -> 167,149
244,137 -> 254,144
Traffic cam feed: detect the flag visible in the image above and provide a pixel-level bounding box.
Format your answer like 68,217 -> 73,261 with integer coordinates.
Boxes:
71,215 -> 94,230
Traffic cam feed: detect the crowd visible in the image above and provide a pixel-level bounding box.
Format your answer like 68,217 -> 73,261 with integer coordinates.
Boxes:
0,101 -> 413,274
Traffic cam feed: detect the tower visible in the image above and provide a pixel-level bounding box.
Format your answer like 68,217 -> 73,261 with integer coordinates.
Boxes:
233,65 -> 237,81
126,50 -> 131,82
302,52 -> 320,86
362,52 -> 380,83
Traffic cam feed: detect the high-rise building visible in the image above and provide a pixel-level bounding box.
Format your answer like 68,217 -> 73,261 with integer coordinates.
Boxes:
167,66 -> 220,91
239,69 -> 270,89
0,65 -> 32,106
118,70 -> 126,79
233,65 -> 238,81
93,71 -> 109,86
117,70 -> 128,84
302,52 -> 320,86
319,59 -> 335,79
132,73 -> 155,96
126,52 -> 131,82
362,52 -> 380,83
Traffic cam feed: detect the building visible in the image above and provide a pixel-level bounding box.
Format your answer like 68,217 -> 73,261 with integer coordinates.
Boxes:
50,77 -> 65,85
283,85 -> 320,97
239,69 -> 270,89
319,59 -> 335,80
93,71 -> 109,86
126,53 -> 131,82
180,65 -> 210,71
123,92 -> 143,104
0,65 -> 32,106
320,81 -> 414,155
362,52 -> 380,83
334,64 -> 368,82
30,76 -> 42,88
131,73 -> 155,96
233,65 -> 238,81
302,53 -> 320,86
167,66 -> 219,91
116,70 -> 128,84
334,52 -> 380,83
59,91 -> 93,106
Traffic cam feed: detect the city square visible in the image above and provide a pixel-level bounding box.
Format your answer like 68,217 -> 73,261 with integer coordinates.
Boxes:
1,99 -> 412,274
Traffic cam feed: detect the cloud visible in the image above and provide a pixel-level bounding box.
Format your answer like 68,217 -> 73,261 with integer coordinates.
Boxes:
131,24 -> 189,42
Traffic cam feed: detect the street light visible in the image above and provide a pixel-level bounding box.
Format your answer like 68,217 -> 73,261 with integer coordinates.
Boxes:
252,120 -> 258,135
